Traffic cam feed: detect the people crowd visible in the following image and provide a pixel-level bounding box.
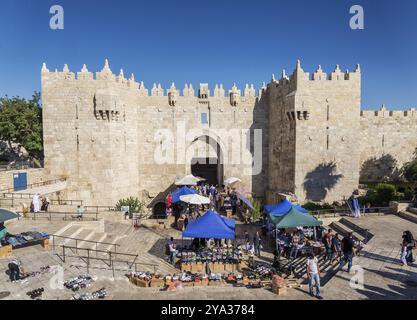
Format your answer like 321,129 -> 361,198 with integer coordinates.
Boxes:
166,182 -> 243,230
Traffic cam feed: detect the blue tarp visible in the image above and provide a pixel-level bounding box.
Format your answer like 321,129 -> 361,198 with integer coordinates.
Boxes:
172,186 -> 198,203
221,216 -> 235,230
183,210 -> 235,239
264,199 -> 308,216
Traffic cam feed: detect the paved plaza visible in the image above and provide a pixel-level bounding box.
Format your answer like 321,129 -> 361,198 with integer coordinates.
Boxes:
0,214 -> 417,300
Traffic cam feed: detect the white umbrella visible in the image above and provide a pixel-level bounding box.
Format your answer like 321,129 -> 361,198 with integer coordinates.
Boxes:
224,177 -> 241,186
180,194 -> 211,205
175,174 -> 200,186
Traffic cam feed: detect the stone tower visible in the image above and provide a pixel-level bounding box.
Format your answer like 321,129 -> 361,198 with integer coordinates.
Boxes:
266,61 -> 361,204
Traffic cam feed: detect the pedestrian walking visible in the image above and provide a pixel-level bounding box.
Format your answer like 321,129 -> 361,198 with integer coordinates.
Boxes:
254,232 -> 262,257
339,233 -> 355,273
306,253 -> 323,299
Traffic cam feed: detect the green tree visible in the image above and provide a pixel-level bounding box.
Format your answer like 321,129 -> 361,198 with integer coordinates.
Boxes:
0,92 -> 43,162
403,148 -> 417,186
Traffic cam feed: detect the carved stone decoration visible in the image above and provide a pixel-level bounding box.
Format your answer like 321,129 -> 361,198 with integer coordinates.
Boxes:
229,83 -> 240,107
199,83 -> 209,99
168,83 -> 178,106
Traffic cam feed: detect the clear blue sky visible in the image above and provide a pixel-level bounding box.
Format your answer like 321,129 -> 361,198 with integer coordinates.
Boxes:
0,0 -> 416,110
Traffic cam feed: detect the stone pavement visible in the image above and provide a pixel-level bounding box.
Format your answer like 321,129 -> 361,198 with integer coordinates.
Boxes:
322,215 -> 417,300
1,214 -> 417,300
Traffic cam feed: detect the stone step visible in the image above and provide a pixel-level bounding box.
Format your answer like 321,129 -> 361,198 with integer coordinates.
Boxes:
329,221 -> 365,242
339,218 -> 373,242
398,210 -> 417,224
407,207 -> 417,215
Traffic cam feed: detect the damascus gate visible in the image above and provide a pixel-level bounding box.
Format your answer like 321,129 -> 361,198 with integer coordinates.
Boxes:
40,59 -> 417,208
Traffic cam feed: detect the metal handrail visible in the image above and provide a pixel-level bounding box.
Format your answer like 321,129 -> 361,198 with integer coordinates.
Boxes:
0,178 -> 67,193
0,193 -> 83,206
23,211 -> 100,221
310,206 -> 391,218
57,245 -> 151,276
51,235 -> 120,249
84,205 -> 116,213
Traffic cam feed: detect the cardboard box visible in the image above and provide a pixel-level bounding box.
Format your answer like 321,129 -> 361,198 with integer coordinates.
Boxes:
208,280 -> 224,286
181,263 -> 192,272
41,239 -> 50,250
271,284 -> 287,295
212,263 -> 225,273
191,262 -> 205,273
182,281 -> 194,287
150,278 -> 164,288
135,278 -> 150,287
0,245 -> 12,258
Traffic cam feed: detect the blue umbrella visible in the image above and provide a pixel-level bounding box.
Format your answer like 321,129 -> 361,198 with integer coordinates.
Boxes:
0,209 -> 20,222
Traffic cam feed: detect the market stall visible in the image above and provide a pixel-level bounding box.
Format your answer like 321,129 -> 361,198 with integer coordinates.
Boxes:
178,210 -> 247,273
264,199 -> 308,216
269,207 -> 324,257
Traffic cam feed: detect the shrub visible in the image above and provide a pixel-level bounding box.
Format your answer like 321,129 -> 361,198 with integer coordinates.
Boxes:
249,197 -> 262,222
302,202 -> 334,211
115,197 -> 146,214
374,183 -> 397,205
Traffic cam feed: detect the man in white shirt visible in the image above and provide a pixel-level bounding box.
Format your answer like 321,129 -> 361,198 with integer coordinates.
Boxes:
306,253 -> 323,299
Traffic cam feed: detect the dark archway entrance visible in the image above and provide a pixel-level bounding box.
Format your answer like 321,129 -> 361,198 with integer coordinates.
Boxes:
153,202 -> 166,218
189,135 -> 224,186
191,158 -> 223,186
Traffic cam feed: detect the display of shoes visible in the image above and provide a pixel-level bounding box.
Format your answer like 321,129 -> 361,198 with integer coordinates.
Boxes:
64,274 -> 93,291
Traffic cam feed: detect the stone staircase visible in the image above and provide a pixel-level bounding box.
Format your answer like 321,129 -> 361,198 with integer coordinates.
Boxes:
330,217 -> 373,243
398,206 -> 417,224
50,220 -> 178,276
287,255 -> 341,287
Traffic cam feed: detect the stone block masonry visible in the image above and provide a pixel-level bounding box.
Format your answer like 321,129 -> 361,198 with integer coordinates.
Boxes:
40,59 -> 417,208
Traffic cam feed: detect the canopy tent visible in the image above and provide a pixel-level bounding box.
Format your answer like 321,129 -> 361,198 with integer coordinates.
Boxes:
264,199 -> 308,216
224,177 -> 241,186
236,192 -> 254,210
0,209 -> 20,223
180,194 -> 210,205
172,186 -> 198,203
182,210 -> 235,239
270,207 -> 322,229
221,216 -> 236,230
175,174 -> 200,186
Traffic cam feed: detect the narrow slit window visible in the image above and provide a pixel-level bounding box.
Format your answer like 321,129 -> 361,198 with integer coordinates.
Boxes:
201,112 -> 208,124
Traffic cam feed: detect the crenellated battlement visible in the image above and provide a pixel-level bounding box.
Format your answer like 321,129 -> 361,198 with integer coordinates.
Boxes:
41,59 -> 261,101
361,105 -> 417,118
267,60 -> 361,93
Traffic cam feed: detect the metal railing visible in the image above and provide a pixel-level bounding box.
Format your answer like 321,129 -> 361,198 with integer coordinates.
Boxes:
0,194 -> 83,207
24,211 -> 101,221
84,205 -> 116,213
51,234 -> 120,253
0,178 -> 67,193
56,245 -> 158,277
310,206 -> 391,218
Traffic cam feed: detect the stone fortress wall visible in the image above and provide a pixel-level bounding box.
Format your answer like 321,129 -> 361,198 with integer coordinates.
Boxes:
40,59 -> 417,207
41,60 -> 268,206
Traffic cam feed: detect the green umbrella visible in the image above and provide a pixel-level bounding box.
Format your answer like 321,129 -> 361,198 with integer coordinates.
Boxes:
0,209 -> 20,223
271,207 -> 322,229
